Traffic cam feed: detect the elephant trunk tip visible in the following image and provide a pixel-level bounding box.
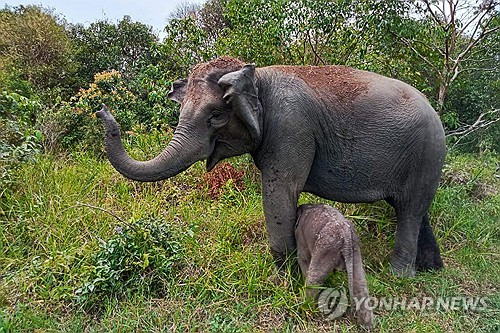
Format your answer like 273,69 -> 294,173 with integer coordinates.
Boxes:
96,103 -> 112,120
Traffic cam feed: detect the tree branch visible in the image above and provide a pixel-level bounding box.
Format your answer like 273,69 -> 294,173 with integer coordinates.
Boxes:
452,24 -> 498,69
307,30 -> 326,65
458,3 -> 490,36
390,30 -> 442,77
446,109 -> 500,148
75,201 -> 125,223
422,0 -> 444,24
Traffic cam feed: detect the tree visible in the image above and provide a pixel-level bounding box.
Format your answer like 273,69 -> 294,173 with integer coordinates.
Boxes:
0,5 -> 75,95
214,0 -> 408,70
168,1 -> 201,21
444,15 -> 499,150
199,0 -> 228,43
391,0 -> 499,113
70,16 -> 158,86
158,15 -> 215,78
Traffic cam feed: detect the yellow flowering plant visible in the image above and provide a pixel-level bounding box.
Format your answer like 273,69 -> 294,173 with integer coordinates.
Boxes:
47,65 -> 179,154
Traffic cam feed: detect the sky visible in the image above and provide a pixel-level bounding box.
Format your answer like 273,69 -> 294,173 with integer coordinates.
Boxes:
2,0 -> 206,38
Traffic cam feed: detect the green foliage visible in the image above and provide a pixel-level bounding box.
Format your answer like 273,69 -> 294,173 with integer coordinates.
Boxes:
45,69 -> 177,153
0,91 -> 42,189
42,70 -> 133,153
217,0 -> 406,69
0,145 -> 498,331
0,5 -> 76,98
0,66 -> 33,97
444,16 -> 500,152
125,63 -> 181,127
75,217 -> 186,309
218,0 -> 291,65
70,16 -> 158,87
0,90 -> 42,127
158,16 -> 215,77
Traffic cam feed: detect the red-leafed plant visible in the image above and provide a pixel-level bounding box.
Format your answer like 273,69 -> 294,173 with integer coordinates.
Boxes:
200,162 -> 245,199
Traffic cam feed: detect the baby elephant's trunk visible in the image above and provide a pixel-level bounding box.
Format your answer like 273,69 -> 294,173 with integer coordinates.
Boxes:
343,225 -> 373,330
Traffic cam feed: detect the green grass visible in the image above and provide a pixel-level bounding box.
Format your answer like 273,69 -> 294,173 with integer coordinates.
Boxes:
0,136 -> 499,332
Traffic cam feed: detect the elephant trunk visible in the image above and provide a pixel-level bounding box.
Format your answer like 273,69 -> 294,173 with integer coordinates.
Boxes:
96,105 -> 201,182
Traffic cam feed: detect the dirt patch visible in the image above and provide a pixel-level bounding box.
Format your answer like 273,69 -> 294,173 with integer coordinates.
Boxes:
190,56 -> 244,79
184,57 -> 244,105
441,168 -> 498,200
241,219 -> 266,246
440,169 -> 471,186
271,65 -> 369,103
469,181 -> 498,200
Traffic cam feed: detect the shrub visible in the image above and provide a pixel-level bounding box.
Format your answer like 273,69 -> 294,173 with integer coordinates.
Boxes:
0,91 -> 42,188
44,70 -> 139,153
126,63 -> 181,128
74,70 -> 138,129
46,68 -> 180,154
75,217 -> 186,309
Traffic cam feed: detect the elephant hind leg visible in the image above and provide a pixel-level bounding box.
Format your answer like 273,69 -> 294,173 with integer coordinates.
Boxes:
390,202 -> 423,277
305,252 -> 336,300
388,182 -> 443,276
416,213 -> 443,271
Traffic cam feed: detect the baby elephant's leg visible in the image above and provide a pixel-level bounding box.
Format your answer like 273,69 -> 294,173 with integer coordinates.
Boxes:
305,249 -> 337,300
297,246 -> 312,295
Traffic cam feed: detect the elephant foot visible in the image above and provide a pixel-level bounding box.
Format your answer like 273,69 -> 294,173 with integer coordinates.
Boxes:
270,248 -> 288,269
415,253 -> 443,271
390,262 -> 416,277
415,243 -> 443,271
415,214 -> 444,272
390,251 -> 416,277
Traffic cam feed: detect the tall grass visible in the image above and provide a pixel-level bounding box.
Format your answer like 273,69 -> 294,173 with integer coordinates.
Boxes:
0,133 -> 498,332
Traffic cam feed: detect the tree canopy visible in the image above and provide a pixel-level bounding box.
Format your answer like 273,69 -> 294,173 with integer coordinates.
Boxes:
0,0 -> 498,152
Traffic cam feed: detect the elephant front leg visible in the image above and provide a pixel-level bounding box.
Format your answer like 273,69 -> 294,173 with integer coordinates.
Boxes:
262,179 -> 300,267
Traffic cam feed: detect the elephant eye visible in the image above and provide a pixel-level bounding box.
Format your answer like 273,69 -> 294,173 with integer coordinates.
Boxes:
210,109 -> 230,128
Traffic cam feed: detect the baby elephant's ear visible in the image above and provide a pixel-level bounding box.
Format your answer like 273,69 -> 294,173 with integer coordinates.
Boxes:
218,64 -> 263,143
168,78 -> 188,104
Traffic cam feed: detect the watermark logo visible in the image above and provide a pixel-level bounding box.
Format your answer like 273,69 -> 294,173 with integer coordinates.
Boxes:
354,295 -> 489,312
317,287 -> 349,320
317,287 -> 489,321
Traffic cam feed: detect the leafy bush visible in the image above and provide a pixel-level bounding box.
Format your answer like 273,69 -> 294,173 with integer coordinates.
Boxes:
44,68 -> 180,154
69,16 -> 158,88
44,70 -> 139,153
75,217 -> 186,309
126,63 -> 181,127
0,91 -> 42,188
0,6 -> 77,98
74,70 -> 138,128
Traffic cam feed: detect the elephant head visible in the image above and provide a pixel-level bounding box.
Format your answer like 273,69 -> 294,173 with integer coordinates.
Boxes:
96,57 -> 263,182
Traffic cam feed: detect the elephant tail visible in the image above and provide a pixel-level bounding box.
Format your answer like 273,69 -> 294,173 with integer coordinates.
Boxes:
342,219 -> 374,329
342,221 -> 356,301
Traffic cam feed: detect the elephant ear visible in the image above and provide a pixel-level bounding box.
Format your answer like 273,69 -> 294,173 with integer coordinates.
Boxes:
217,64 -> 263,143
167,78 -> 188,104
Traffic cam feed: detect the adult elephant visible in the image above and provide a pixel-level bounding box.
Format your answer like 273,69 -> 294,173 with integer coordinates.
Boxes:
96,57 -> 445,276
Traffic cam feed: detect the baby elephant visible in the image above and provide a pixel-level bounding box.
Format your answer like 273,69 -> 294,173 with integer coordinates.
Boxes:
295,204 -> 373,329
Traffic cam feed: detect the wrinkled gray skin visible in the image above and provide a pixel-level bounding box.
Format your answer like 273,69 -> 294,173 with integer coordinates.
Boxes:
96,56 -> 446,276
296,204 -> 373,329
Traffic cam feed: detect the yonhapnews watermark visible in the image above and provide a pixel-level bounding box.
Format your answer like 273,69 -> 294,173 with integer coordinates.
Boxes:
317,287 -> 489,320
